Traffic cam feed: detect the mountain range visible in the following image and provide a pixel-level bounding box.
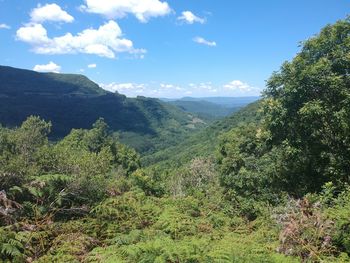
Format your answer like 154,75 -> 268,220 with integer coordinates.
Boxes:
0,65 -> 257,153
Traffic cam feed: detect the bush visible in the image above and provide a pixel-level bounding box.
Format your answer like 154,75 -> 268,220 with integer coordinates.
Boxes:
276,198 -> 335,261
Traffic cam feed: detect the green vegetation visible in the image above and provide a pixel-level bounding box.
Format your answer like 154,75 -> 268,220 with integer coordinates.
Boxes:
1,17 -> 350,262
0,67 -> 206,153
142,100 -> 261,167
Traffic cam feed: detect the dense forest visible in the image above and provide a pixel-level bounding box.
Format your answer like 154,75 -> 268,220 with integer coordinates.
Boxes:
1,17 -> 350,262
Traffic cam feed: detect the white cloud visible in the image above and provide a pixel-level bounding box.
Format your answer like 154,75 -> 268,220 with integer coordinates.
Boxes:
81,0 -> 171,23
101,82 -> 141,91
88,63 -> 97,68
191,82 -> 217,93
101,82 -> 146,94
101,82 -> 216,98
16,23 -> 50,44
224,80 -> 252,91
16,21 -> 145,58
30,4 -> 74,23
177,11 -> 205,24
101,82 -> 186,97
0,23 -> 10,29
101,80 -> 261,98
193,36 -> 216,47
223,80 -> 262,96
33,61 -> 61,73
160,83 -> 184,91
160,83 -> 173,89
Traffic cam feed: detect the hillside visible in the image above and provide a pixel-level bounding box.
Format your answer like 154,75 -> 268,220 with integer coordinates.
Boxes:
162,96 -> 259,121
142,100 -> 262,167
0,66 -> 206,152
1,17 -> 350,263
0,66 -> 106,96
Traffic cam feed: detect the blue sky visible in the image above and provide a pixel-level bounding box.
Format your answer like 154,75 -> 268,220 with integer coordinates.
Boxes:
0,0 -> 348,98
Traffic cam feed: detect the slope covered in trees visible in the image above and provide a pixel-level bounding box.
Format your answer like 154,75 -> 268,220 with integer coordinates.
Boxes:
142,100 -> 262,166
1,17 -> 350,263
0,66 -> 206,153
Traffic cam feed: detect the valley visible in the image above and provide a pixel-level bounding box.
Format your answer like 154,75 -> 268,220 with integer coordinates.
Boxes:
0,6 -> 349,263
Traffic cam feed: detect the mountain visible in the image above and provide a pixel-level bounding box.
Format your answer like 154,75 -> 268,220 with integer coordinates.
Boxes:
161,96 -> 259,121
0,66 -> 206,152
163,96 -> 259,106
165,100 -> 237,120
0,65 -> 106,97
143,100 -> 262,166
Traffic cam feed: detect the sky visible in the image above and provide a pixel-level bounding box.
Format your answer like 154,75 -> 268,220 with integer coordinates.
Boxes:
0,0 -> 348,98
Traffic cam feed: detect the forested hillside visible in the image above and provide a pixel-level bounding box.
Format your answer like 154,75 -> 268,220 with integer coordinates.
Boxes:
1,17 -> 350,263
142,101 -> 262,166
0,66 -> 206,153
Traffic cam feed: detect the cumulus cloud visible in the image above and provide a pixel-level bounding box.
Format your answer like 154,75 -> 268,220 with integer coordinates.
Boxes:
101,82 -> 187,97
160,83 -> 183,91
33,61 -> 61,73
193,36 -> 216,47
101,82 -> 146,94
80,0 -> 171,23
223,80 -> 262,96
16,20 -> 145,58
0,23 -> 10,29
101,81 -> 217,98
88,63 -> 97,68
16,23 -> 49,45
189,82 -> 217,93
30,3 -> 74,23
224,80 -> 252,91
100,77 -> 262,98
177,11 -> 205,24
100,79 -> 261,98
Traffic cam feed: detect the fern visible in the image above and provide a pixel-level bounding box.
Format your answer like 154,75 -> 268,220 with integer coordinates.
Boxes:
0,229 -> 25,261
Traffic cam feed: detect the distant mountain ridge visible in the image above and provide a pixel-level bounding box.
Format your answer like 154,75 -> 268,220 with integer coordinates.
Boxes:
161,96 -> 259,120
0,66 -> 206,152
162,96 -> 259,105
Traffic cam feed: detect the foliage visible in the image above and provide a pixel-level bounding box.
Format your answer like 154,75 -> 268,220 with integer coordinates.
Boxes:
0,228 -> 25,262
143,101 -> 262,167
263,17 -> 350,195
325,187 -> 350,255
0,66 -> 207,154
1,17 -> 350,263
0,117 -> 141,219
276,198 -> 335,261
168,158 -> 219,197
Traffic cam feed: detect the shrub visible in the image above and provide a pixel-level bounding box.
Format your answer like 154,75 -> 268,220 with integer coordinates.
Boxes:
276,198 -> 335,261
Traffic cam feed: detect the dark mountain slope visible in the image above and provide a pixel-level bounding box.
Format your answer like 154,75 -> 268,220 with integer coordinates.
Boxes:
0,66 -> 105,96
0,66 -> 206,150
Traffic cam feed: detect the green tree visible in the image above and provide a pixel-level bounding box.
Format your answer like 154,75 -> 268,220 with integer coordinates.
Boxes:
263,17 -> 350,195
0,116 -> 52,190
14,116 -> 51,161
